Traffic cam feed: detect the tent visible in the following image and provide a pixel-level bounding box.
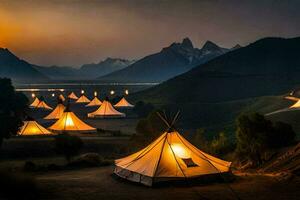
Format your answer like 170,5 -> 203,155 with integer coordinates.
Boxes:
59,94 -> 66,101
88,100 -> 125,118
290,100 -> 300,108
48,108 -> 96,133
114,113 -> 231,186
68,92 -> 79,100
18,120 -> 52,136
86,96 -> 102,107
44,103 -> 65,120
35,101 -> 53,110
114,97 -> 134,108
30,97 -> 40,107
76,95 -> 91,103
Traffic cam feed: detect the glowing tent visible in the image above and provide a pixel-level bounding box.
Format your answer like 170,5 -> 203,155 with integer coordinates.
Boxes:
86,96 -> 102,107
18,120 -> 52,136
30,97 -> 40,108
35,101 -> 53,110
59,94 -> 65,101
88,100 -> 125,118
44,103 -> 65,120
114,113 -> 231,186
76,95 -> 91,103
48,108 -> 96,133
114,97 -> 134,108
290,100 -> 300,108
68,92 -> 78,100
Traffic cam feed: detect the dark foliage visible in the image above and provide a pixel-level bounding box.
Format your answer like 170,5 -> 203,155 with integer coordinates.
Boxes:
133,101 -> 155,118
0,78 -> 28,147
236,113 -> 296,165
54,133 -> 83,162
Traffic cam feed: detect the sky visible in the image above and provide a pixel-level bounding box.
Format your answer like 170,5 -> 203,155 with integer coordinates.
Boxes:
0,0 -> 299,67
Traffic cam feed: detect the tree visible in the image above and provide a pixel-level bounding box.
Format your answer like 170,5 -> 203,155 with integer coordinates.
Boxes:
235,113 -> 296,166
0,78 -> 28,147
54,133 -> 83,162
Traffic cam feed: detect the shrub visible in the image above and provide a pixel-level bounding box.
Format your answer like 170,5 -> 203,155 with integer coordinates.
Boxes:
235,113 -> 296,165
54,133 -> 83,162
67,153 -> 112,168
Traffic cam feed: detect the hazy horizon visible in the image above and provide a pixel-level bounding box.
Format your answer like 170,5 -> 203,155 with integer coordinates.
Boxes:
1,0 -> 299,67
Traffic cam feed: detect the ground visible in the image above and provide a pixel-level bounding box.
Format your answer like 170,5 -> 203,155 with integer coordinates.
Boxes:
37,166 -> 300,200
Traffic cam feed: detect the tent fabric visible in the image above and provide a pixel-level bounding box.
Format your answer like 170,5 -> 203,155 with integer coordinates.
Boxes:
30,97 -> 40,107
285,96 -> 300,102
86,97 -> 102,107
114,131 -> 231,186
44,103 -> 65,120
114,97 -> 134,108
18,120 -> 52,135
290,100 -> 300,108
59,94 -> 66,101
68,92 -> 79,100
76,95 -> 91,103
88,100 -> 125,118
48,111 -> 96,133
35,101 -> 53,110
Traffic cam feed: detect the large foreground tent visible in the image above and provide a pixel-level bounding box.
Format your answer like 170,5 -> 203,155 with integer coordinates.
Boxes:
18,119 -> 52,136
114,97 -> 134,108
48,107 -> 96,133
114,113 -> 231,186
88,100 -> 125,118
76,95 -> 91,103
86,96 -> 102,107
44,103 -> 65,120
68,92 -> 79,100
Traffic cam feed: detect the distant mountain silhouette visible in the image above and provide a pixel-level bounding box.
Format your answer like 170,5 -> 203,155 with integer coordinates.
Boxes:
98,38 -> 230,82
34,58 -> 134,80
132,37 -> 300,132
135,37 -> 300,104
79,58 -> 134,78
0,48 -> 48,82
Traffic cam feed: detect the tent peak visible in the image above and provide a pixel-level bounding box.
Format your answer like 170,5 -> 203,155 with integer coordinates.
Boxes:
156,111 -> 180,133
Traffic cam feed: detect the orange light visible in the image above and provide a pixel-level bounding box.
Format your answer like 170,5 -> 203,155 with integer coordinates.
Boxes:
110,90 -> 115,95
81,90 -> 84,94
94,91 -> 97,96
125,89 -> 129,95
31,93 -> 35,98
52,93 -> 55,97
171,143 -> 190,159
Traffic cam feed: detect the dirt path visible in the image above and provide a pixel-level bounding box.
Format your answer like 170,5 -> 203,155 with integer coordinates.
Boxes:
37,166 -> 300,200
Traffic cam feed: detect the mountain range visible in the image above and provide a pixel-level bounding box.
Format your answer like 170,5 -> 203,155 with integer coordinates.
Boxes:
0,48 -> 48,82
132,37 -> 300,133
99,38 -> 233,82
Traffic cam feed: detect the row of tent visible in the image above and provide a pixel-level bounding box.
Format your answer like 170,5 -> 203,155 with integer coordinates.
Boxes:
19,92 -> 135,135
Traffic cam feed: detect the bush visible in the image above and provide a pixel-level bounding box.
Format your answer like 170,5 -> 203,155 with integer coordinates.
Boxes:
235,113 -> 296,165
67,153 -> 112,168
54,133 -> 83,162
0,169 -> 39,199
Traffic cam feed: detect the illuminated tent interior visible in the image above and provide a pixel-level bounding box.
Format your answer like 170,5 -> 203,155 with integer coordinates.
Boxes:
68,92 -> 79,100
114,113 -> 231,186
48,107 -> 96,133
88,100 -> 125,118
18,120 -> 52,136
290,100 -> 300,108
59,94 -> 66,101
44,103 -> 65,120
76,95 -> 91,103
114,97 -> 134,108
86,96 -> 102,107
30,97 -> 40,107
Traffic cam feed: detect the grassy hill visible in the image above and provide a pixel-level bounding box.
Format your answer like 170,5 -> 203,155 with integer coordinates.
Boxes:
131,37 -> 300,138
